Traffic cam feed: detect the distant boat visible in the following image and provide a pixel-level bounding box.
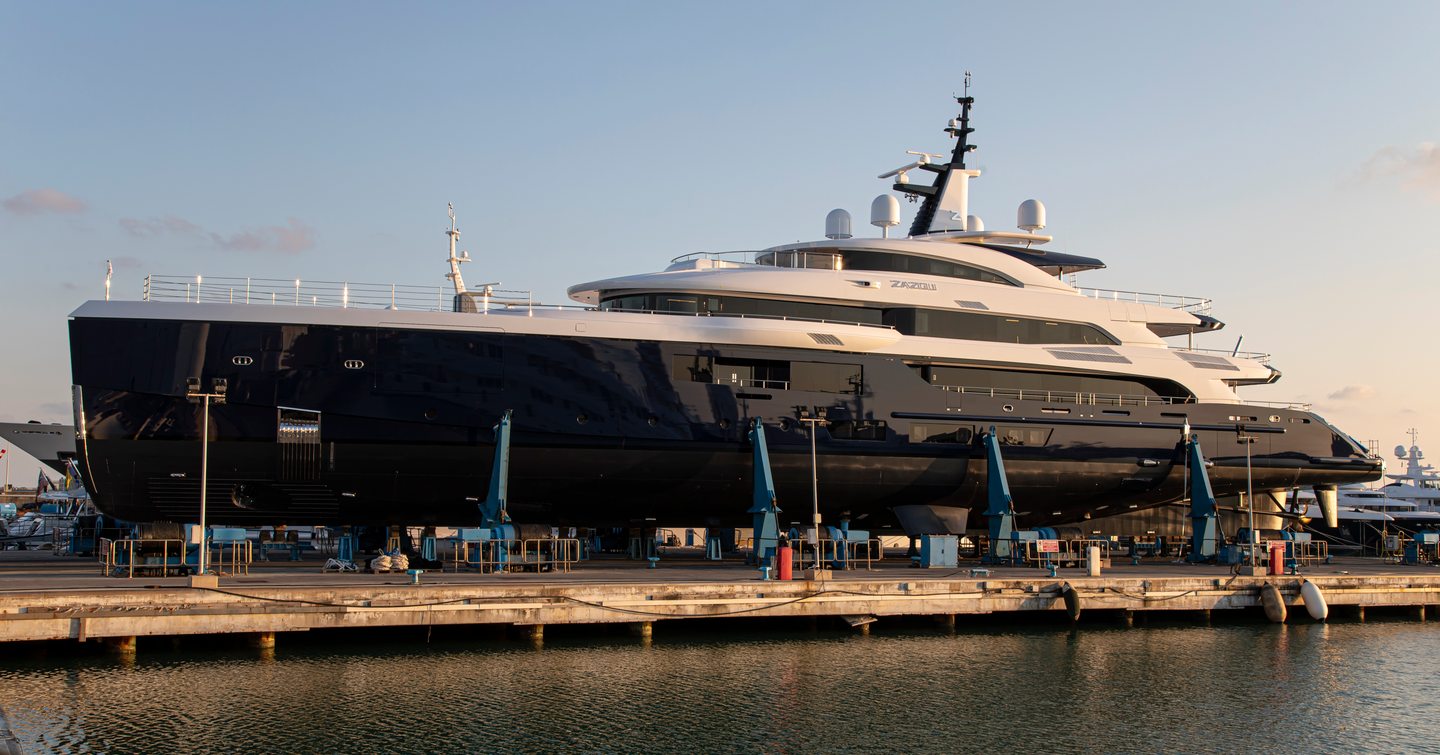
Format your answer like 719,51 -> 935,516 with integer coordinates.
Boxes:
0,420 -> 76,475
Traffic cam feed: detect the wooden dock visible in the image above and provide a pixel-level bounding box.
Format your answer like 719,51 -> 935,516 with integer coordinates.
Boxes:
2,552 -> 1438,647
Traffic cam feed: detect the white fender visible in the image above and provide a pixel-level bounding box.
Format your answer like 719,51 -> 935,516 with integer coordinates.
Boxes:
1300,580 -> 1329,621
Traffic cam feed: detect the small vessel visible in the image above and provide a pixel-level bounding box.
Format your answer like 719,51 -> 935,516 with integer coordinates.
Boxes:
66,91 -> 1380,529
0,421 -> 76,475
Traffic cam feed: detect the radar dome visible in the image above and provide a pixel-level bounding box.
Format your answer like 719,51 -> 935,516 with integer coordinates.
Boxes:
870,195 -> 900,235
966,215 -> 984,232
1397,445 -> 1408,459
1018,199 -> 1046,231
825,209 -> 853,240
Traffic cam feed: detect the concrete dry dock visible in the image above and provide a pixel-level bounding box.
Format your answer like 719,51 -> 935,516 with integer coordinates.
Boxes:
2,552 -> 1440,646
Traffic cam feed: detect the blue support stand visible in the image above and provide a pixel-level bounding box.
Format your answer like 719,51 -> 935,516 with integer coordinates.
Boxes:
480,410 -> 513,530
336,533 -> 357,563
981,426 -> 1017,565
747,418 -> 781,569
1185,433 -> 1222,562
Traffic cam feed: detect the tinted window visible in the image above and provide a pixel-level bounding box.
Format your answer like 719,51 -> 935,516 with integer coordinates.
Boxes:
793,362 -> 862,394
885,308 -> 1116,345
827,419 -> 887,440
603,293 -> 881,325
840,250 -> 1014,285
914,364 -> 1191,402
912,423 -> 974,444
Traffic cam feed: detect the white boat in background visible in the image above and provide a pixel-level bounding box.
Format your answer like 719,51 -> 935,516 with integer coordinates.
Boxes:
0,420 -> 76,476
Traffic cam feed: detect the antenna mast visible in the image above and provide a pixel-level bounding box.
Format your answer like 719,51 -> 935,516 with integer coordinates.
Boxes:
445,202 -> 469,295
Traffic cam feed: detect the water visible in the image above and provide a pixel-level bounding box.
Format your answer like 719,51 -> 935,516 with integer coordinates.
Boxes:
4,619 -> 1438,753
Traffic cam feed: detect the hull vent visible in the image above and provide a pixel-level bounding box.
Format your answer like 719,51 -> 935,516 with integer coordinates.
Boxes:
808,333 -> 844,346
1176,352 -> 1241,371
1045,346 -> 1131,364
954,300 -> 990,310
278,408 -> 322,481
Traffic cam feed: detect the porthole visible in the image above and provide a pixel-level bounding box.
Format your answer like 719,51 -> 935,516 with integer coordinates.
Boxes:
779,418 -> 794,431
344,359 -> 365,370
1269,415 -> 1280,423
647,415 -> 658,427
719,418 -> 732,430
577,414 -> 589,425
232,355 -> 254,366
423,408 -> 437,421
1002,404 -> 1014,413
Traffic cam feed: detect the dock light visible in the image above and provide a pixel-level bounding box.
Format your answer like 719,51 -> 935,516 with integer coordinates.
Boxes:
797,407 -> 829,571
186,377 -> 228,577
1236,425 -> 1259,569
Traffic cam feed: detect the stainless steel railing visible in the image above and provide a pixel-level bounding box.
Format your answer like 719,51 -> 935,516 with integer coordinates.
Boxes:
142,274 -> 540,313
933,384 -> 1310,410
1075,286 -> 1213,315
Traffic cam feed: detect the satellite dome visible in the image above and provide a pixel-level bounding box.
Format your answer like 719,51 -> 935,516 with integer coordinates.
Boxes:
1018,199 -> 1046,231
825,209 -> 853,240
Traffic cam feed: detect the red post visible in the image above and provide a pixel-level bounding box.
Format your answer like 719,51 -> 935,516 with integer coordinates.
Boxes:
1267,541 -> 1285,575
777,542 -> 793,581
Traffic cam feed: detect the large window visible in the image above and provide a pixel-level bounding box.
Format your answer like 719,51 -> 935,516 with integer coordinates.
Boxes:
603,293 -> 881,325
838,249 -> 1014,285
672,355 -> 862,394
604,292 -> 1115,346
884,308 -> 1117,345
755,248 -> 1014,285
912,364 -> 1192,402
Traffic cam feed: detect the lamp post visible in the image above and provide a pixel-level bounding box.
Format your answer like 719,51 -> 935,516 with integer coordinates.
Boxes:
186,377 -> 227,576
797,409 -> 828,571
1237,424 -> 1258,569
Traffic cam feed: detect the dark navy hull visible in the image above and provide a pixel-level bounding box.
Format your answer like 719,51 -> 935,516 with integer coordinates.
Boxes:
68,315 -> 1380,529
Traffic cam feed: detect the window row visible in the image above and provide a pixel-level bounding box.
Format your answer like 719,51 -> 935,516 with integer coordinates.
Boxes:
602,293 -> 1117,346
754,248 -> 1016,286
910,364 -> 1192,401
672,355 -> 863,394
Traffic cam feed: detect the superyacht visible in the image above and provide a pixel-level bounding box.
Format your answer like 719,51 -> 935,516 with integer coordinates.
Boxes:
66,93 -> 1381,530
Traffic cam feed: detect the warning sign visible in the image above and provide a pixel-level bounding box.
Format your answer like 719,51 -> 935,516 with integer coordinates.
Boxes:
1037,539 -> 1060,553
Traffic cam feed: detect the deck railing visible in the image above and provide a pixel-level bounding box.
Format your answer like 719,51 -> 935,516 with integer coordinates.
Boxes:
1170,345 -> 1273,366
935,384 -> 1309,410
1075,286 -> 1213,315
142,275 -> 537,313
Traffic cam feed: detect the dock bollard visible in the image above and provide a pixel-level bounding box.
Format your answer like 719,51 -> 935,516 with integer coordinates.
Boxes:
1088,546 -> 1101,577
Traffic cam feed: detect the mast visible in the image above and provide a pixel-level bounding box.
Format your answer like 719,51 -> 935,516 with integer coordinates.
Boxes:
897,74 -> 983,236
445,203 -> 468,295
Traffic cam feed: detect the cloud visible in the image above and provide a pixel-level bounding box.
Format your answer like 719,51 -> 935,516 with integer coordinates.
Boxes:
3,188 -> 88,215
116,215 -> 316,254
1358,143 -> 1440,201
119,215 -> 201,238
1326,384 -> 1376,401
210,218 -> 314,254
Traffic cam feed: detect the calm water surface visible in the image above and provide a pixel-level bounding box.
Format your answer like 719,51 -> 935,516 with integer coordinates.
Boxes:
3,619 -> 1437,753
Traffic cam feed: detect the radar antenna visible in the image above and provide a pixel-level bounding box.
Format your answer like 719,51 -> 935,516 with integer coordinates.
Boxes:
891,80 -> 981,236
445,202 -> 470,295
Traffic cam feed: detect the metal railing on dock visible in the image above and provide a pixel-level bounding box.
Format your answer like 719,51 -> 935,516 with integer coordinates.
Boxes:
99,538 -> 190,578
449,538 -> 581,574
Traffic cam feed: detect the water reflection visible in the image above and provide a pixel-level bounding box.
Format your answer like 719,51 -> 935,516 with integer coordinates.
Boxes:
3,621 -> 1439,753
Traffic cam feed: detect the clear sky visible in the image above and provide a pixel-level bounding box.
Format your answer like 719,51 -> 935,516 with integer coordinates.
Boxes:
2,2 -> 1438,486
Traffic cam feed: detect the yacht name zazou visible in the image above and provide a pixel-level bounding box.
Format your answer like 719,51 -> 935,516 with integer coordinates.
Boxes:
67,92 -> 1380,534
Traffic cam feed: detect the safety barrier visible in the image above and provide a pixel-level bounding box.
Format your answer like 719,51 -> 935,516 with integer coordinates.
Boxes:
100,538 -> 190,578
1280,539 -> 1329,566
1021,538 -> 1112,569
209,540 -> 253,576
790,538 -> 885,571
448,538 -> 582,574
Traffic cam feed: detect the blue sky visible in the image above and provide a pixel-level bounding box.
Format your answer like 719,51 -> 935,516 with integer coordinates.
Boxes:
2,2 -> 1439,484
